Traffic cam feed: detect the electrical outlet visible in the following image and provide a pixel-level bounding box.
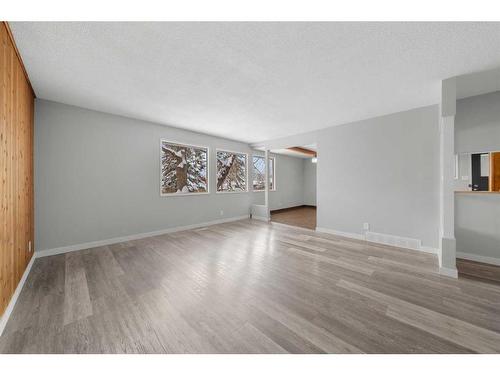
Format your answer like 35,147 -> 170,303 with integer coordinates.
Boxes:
220,209 -> 224,216
363,223 -> 370,231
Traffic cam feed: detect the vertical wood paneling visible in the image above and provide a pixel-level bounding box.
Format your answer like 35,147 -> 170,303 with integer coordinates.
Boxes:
491,152 -> 500,192
0,22 -> 34,316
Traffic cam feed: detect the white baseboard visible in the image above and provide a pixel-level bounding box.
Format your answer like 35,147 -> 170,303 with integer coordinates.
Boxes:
439,266 -> 458,278
37,215 -> 250,258
315,227 -> 365,241
315,227 -> 438,255
420,246 -> 439,255
457,252 -> 500,266
0,255 -> 36,337
366,231 -> 421,251
251,215 -> 270,222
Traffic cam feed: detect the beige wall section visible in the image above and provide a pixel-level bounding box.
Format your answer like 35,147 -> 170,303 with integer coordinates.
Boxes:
0,22 -> 35,316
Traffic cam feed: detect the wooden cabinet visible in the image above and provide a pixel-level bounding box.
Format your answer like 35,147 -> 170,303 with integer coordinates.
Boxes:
0,22 -> 35,316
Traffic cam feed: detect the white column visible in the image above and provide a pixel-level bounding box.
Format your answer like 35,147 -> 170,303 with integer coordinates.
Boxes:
439,78 -> 458,278
264,149 -> 270,216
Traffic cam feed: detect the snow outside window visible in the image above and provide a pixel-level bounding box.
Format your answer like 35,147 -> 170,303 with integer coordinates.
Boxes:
217,150 -> 248,192
252,155 -> 275,191
161,140 -> 209,195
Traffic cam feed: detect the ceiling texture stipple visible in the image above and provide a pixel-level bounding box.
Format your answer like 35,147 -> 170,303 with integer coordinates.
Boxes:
10,22 -> 500,144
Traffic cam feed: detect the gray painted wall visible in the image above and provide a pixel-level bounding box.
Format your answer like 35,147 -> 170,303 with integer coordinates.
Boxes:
316,105 -> 441,248
252,153 -> 305,210
36,99 -> 443,252
455,194 -> 500,261
35,100 -> 256,251
254,104 -> 441,249
455,91 -> 500,262
303,160 -> 317,206
456,91 -> 500,153
454,153 -> 471,191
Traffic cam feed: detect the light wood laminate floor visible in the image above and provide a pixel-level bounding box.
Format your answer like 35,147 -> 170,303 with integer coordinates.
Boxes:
1,219 -> 500,353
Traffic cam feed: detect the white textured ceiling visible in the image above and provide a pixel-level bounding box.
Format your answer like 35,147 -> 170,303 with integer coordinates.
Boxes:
456,68 -> 500,99
10,22 -> 500,144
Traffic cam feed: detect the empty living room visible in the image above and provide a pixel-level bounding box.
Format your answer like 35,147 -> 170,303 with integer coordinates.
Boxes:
1,1 -> 500,374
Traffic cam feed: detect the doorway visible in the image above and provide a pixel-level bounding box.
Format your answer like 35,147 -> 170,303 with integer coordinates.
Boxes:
271,206 -> 316,230
471,153 -> 490,191
268,145 -> 317,230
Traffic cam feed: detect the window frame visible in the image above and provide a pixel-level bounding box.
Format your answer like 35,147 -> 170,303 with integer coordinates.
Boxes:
160,139 -> 210,197
252,155 -> 277,192
215,148 -> 249,194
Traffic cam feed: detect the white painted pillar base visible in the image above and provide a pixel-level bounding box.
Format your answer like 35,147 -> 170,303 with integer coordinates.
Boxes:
264,149 -> 270,218
439,237 -> 457,278
251,204 -> 270,222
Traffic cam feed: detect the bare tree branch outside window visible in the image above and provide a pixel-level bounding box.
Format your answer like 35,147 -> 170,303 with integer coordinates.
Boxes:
217,150 -> 247,192
252,155 -> 275,191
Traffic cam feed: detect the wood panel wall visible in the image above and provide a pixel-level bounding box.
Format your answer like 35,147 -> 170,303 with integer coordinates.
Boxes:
0,22 -> 34,316
491,152 -> 500,192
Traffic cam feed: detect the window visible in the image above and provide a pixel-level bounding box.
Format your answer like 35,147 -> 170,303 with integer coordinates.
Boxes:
216,150 -> 248,192
160,140 -> 208,195
252,155 -> 276,191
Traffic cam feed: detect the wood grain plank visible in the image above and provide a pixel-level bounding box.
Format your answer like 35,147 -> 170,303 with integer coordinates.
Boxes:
337,279 -> 500,353
251,295 -> 363,353
2,219 -> 500,353
0,22 -> 34,316
63,253 -> 93,325
287,247 -> 374,276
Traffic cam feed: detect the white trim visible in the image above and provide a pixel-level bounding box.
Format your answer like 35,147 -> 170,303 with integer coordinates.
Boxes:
439,266 -> 458,278
160,139 -> 210,197
271,154 -> 277,192
251,155 -> 276,192
315,227 -> 365,241
216,148 -> 249,193
36,215 -> 250,258
0,255 -> 36,336
419,246 -> 440,255
457,252 -> 500,266
161,191 -> 210,197
365,231 -> 422,250
315,227 -> 439,255
215,190 -> 249,194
